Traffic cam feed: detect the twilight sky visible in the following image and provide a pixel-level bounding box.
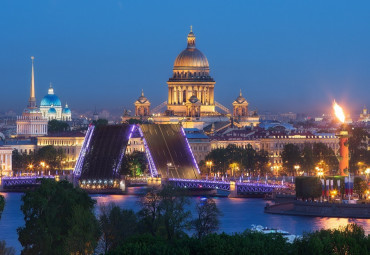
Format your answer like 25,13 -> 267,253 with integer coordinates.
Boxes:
1,0 -> 370,114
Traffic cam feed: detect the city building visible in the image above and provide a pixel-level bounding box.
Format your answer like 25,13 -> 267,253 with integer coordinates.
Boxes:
40,83 -> 71,121
166,26 -> 216,116
232,90 -> 260,127
359,106 -> 369,122
0,139 -> 37,155
0,147 -> 13,177
260,131 -> 339,173
36,131 -> 85,170
134,90 -> 151,118
184,128 -> 211,162
126,28 -> 260,130
16,57 -> 48,137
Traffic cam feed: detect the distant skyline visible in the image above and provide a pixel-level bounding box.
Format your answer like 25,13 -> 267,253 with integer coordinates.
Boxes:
1,1 -> 369,115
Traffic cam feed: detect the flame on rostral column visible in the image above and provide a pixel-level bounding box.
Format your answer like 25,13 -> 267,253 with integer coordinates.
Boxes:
333,100 -> 345,123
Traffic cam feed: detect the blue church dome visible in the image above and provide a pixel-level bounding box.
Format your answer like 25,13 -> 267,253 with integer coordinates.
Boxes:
62,104 -> 71,114
40,84 -> 62,107
48,107 -> 57,114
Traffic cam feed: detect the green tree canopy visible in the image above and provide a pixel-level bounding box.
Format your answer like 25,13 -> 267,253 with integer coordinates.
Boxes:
192,198 -> 222,239
281,144 -> 301,176
17,179 -> 100,255
92,118 -> 108,127
48,119 -> 70,133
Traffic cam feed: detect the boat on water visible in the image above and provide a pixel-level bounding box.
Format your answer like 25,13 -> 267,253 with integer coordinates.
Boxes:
251,225 -> 300,243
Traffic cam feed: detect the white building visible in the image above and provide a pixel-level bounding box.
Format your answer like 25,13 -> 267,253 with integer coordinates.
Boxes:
0,147 -> 13,177
40,84 -> 71,121
16,57 -> 48,137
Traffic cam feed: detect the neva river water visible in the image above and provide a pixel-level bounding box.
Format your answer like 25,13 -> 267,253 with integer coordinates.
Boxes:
1,190 -> 370,254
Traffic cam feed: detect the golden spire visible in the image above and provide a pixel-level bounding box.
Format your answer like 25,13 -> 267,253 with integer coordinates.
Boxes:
240,89 -> 242,97
28,56 -> 36,108
141,89 -> 144,97
187,26 -> 195,48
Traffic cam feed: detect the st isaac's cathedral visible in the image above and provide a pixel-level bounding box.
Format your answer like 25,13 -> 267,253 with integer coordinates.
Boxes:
126,28 -> 259,129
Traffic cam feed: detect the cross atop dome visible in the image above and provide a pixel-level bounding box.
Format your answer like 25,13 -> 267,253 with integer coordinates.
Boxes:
187,26 -> 196,48
48,82 -> 54,95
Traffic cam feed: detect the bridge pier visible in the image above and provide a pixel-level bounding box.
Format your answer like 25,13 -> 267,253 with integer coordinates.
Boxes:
147,177 -> 161,187
229,181 -> 237,198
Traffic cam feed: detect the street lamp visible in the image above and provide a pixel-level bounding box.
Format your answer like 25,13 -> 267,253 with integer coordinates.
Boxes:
365,168 -> 370,181
294,165 -> 300,176
206,161 -> 213,176
166,162 -> 172,179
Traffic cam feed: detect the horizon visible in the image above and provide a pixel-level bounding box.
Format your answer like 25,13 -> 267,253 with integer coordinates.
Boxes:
1,1 -> 369,115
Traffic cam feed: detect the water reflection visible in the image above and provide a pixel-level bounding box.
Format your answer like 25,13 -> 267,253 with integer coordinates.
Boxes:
1,193 -> 370,254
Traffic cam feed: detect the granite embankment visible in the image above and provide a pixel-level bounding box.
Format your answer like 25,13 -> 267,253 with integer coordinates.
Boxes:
265,201 -> 370,219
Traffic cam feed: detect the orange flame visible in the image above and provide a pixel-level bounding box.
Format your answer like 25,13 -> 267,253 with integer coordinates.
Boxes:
333,100 -> 345,123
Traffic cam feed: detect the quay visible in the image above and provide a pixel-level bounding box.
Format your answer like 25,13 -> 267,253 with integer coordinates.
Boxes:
265,200 -> 370,219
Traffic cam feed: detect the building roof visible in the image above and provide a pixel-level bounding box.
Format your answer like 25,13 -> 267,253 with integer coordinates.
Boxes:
40,131 -> 86,138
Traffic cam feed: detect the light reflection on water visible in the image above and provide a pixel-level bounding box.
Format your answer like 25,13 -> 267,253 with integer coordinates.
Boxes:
1,191 -> 370,254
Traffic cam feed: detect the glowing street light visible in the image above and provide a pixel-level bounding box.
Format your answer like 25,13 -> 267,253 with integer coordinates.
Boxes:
206,161 -> 213,176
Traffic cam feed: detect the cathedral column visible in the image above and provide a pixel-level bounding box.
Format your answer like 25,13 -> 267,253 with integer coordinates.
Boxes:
210,87 -> 214,104
179,87 -> 183,103
168,87 -> 172,104
173,88 -> 177,104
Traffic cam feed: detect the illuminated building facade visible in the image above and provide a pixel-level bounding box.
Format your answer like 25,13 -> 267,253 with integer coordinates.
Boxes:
40,84 -> 72,121
134,90 -> 151,117
36,131 -> 85,170
16,57 -> 48,137
167,27 -> 215,116
0,147 -> 13,177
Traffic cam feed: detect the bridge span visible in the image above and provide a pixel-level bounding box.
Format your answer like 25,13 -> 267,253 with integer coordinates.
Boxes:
153,178 -> 289,197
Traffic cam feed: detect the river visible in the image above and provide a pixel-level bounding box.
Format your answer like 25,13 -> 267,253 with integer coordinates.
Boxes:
1,190 -> 370,254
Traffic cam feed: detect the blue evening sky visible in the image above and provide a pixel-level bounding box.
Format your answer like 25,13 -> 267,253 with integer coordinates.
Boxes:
1,0 -> 369,114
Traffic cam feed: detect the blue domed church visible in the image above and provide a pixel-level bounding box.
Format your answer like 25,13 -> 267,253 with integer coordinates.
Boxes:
40,84 -> 71,121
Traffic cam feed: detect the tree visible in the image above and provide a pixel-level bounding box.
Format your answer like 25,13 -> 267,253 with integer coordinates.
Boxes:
348,127 -> 369,174
281,144 -> 301,176
292,224 -> 369,255
99,204 -> 138,253
158,185 -> 191,240
192,198 -> 222,239
48,119 -> 69,133
65,205 -> 100,255
301,144 -> 314,175
254,150 -> 270,176
127,118 -> 142,124
312,143 -> 339,175
0,241 -> 15,255
138,185 -> 191,240
295,177 -> 322,200
92,119 -> 108,127
17,179 -> 100,255
354,177 -> 368,199
120,151 -> 147,177
36,145 -> 66,172
137,187 -> 163,237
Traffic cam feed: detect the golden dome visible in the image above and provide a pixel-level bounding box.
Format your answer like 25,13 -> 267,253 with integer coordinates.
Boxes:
173,28 -> 209,72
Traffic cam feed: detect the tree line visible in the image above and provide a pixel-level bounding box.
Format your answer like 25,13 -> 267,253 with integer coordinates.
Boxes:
12,145 -> 66,173
202,144 -> 269,176
281,142 -> 339,176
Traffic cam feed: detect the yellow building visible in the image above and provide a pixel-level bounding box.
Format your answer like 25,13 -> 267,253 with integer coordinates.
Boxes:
260,132 -> 339,170
36,131 -> 85,170
166,27 -> 216,116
